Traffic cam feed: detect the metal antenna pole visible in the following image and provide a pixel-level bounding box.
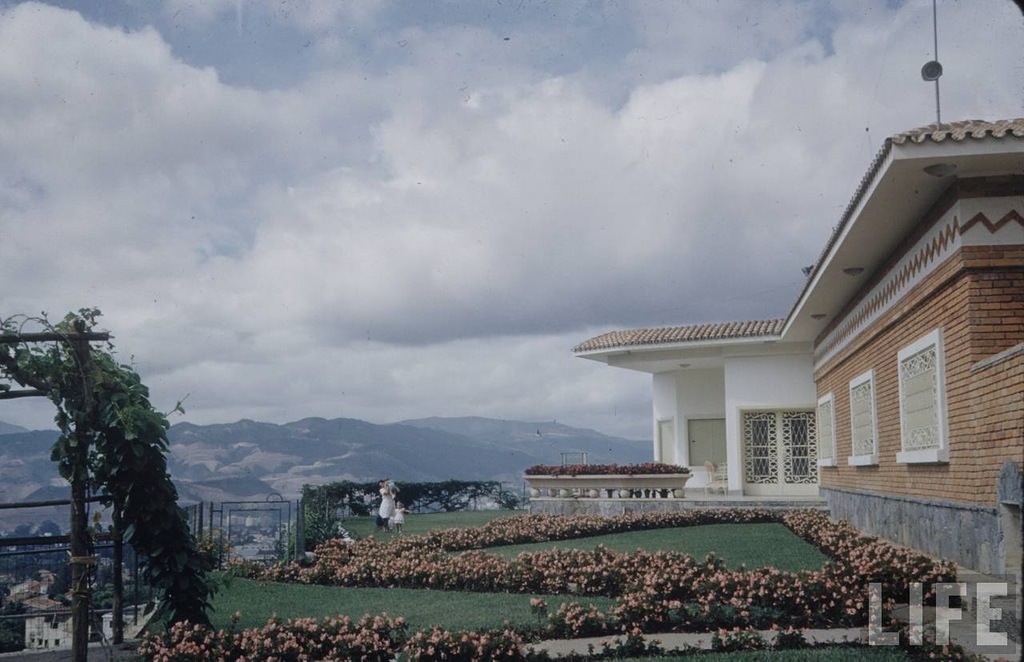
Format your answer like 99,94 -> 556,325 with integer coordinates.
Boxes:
932,0 -> 941,124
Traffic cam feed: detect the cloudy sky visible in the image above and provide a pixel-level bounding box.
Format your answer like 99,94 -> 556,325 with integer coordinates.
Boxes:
1,0 -> 1021,439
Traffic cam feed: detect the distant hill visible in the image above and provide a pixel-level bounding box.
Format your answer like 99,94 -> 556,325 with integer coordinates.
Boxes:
0,420 -> 28,435
0,415 -> 651,528
398,416 -> 649,465
166,416 -> 650,499
0,428 -> 62,505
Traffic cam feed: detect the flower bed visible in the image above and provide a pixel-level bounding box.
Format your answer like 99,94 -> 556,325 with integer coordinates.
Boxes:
524,463 -> 693,499
141,510 -> 960,660
524,462 -> 690,476
237,509 -> 954,628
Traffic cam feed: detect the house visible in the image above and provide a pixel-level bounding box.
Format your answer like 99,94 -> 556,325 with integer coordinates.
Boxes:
574,118 -> 1023,575
24,612 -> 72,650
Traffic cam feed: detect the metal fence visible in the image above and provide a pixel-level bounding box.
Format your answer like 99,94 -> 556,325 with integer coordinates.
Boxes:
0,498 -> 152,654
184,495 -> 299,565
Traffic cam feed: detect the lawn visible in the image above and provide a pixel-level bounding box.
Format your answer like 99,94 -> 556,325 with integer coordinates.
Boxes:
215,514 -> 827,632
342,514 -> 829,574
163,510 -> 955,661
210,578 -> 615,632
340,509 -> 520,539
480,522 -> 828,572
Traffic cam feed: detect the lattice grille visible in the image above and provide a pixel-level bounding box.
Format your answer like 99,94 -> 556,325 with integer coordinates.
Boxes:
743,412 -> 778,484
783,411 -> 818,484
851,379 -> 875,457
900,345 -> 939,450
816,399 -> 834,461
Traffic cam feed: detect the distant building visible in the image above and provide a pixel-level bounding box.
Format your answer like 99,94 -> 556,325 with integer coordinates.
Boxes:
24,611 -> 72,650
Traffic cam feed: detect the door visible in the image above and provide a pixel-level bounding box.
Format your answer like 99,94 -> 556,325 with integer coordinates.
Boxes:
742,410 -> 818,496
688,418 -> 726,467
657,419 -> 675,464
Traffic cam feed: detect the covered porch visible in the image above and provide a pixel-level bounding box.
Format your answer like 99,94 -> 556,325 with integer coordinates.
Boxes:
573,320 -> 821,497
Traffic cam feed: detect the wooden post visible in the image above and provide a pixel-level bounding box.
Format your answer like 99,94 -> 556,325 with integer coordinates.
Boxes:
69,320 -> 93,662
112,495 -> 124,644
295,497 -> 305,559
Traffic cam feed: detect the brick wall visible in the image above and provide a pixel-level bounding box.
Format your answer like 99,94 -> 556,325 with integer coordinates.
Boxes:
815,244 -> 1023,507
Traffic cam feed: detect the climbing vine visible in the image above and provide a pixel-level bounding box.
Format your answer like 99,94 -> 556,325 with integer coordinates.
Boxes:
0,309 -> 212,626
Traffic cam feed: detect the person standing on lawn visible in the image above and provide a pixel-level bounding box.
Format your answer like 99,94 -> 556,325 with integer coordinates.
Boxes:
376,479 -> 396,532
391,501 -> 407,533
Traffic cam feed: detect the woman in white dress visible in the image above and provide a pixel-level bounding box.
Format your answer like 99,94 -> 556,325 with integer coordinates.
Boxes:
377,479 -> 395,531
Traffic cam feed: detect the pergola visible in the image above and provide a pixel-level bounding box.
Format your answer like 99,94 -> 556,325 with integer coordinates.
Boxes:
0,321 -> 121,662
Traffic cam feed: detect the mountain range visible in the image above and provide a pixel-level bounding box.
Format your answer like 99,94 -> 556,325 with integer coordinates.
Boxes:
0,416 -> 649,528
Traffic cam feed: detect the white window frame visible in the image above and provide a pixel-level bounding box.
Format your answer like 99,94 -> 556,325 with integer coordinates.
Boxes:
816,393 -> 837,467
896,328 -> 949,464
847,370 -> 879,466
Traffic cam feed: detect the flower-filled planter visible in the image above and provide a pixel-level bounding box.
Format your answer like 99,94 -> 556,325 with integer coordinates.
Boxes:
523,463 -> 691,500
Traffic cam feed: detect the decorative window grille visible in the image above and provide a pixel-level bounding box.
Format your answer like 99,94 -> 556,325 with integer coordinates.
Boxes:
897,329 -> 948,463
816,395 -> 835,462
849,371 -> 877,462
743,412 -> 778,484
783,411 -> 818,483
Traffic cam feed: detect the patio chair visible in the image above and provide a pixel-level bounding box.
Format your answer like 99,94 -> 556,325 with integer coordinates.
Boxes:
703,461 -> 728,496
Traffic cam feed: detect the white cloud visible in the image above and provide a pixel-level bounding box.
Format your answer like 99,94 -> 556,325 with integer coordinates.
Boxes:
1,0 -> 1021,439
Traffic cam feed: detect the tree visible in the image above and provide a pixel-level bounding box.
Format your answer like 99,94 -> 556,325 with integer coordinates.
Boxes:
35,520 -> 62,537
0,310 -> 212,626
0,601 -> 26,653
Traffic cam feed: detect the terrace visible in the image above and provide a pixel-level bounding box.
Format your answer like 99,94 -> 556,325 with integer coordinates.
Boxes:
523,461 -> 827,516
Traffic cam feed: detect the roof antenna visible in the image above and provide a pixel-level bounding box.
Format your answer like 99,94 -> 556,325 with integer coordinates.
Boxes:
920,0 -> 943,125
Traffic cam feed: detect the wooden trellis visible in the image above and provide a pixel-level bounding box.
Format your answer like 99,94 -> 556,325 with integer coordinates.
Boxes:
0,323 -> 114,662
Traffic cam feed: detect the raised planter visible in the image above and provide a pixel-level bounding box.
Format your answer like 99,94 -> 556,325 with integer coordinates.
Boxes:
523,473 -> 691,500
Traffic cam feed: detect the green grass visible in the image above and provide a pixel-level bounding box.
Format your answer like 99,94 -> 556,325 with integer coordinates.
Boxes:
624,648 -> 909,661
211,578 -> 615,632
340,510 -> 522,539
213,515 -> 828,633
481,522 -> 828,573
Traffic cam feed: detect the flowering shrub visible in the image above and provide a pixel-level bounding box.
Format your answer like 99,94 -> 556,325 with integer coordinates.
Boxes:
403,626 -> 534,661
710,627 -> 768,652
524,462 -> 689,476
772,625 -> 807,650
245,509 -> 953,635
545,601 -> 611,638
137,613 -> 407,661
194,530 -> 232,570
140,509 -> 964,660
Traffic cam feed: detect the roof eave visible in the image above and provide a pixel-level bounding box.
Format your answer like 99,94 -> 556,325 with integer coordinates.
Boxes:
574,333 -> 784,359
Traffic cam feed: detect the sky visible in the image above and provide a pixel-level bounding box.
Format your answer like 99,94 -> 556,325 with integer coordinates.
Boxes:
0,0 -> 1021,440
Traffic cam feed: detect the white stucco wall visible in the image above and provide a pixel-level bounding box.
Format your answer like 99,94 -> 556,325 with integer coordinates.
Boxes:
723,352 -> 817,488
676,368 -> 726,467
652,368 -> 726,483
652,372 -> 677,460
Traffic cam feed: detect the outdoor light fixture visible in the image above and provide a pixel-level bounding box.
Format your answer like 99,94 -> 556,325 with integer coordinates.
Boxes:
923,163 -> 957,177
843,267 -> 865,276
810,313 -> 827,320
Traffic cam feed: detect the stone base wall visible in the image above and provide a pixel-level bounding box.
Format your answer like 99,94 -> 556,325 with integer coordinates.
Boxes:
822,486 -> 1001,573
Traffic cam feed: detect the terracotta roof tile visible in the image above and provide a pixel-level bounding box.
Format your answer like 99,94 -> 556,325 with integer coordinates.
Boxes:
891,118 -> 1024,144
574,318 -> 784,353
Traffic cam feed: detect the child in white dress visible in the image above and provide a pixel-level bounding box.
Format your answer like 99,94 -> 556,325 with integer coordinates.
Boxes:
391,501 -> 407,533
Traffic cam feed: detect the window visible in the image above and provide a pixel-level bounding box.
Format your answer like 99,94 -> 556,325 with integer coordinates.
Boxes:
848,370 -> 878,465
816,393 -> 836,466
896,329 -> 948,463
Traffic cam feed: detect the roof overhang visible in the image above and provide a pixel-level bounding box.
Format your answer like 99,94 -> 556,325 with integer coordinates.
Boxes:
781,136 -> 1024,343
576,336 -> 812,374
